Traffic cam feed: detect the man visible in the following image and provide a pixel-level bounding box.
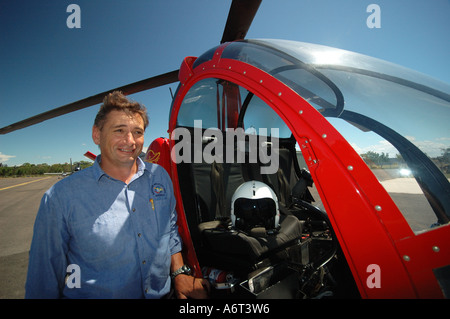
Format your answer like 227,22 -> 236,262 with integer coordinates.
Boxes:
25,91 -> 209,298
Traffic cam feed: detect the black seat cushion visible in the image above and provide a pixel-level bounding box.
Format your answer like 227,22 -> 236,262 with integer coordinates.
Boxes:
200,214 -> 302,262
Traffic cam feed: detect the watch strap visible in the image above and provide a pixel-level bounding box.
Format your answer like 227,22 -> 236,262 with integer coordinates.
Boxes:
171,265 -> 191,279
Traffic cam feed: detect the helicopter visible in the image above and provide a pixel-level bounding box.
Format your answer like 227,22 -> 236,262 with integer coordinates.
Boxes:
1,0 -> 449,299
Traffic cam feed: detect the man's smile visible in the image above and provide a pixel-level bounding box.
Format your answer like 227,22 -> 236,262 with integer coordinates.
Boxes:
118,148 -> 135,153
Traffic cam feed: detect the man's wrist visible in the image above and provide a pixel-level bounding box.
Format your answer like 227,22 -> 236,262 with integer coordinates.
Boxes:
170,264 -> 192,279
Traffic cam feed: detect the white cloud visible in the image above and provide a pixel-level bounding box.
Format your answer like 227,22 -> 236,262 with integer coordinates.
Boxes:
350,140 -> 397,157
0,152 -> 16,163
414,140 -> 448,158
350,137 -> 448,158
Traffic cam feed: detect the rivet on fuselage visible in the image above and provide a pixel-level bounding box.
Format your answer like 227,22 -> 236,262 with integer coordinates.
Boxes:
432,246 -> 440,252
374,205 -> 382,211
347,165 -> 354,171
403,255 -> 410,261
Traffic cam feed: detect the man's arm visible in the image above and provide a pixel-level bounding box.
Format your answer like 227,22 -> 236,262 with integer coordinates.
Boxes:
25,191 -> 69,298
163,166 -> 210,299
171,252 -> 210,299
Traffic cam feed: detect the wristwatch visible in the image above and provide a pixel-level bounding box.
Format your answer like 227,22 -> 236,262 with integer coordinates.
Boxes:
171,265 -> 192,279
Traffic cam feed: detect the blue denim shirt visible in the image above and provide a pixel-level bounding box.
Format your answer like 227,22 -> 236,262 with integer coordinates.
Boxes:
25,156 -> 182,298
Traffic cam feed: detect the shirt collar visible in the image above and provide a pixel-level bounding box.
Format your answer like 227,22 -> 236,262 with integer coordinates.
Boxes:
135,156 -> 147,177
93,155 -> 148,182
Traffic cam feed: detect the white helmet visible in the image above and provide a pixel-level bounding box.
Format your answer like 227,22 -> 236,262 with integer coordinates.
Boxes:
230,180 -> 280,232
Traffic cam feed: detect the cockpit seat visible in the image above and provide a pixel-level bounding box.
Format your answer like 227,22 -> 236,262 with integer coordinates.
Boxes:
199,214 -> 302,263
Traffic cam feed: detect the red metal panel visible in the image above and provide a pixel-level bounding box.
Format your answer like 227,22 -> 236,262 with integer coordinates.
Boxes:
146,138 -> 170,174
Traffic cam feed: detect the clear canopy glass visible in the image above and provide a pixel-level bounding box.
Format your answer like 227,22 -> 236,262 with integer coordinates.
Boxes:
179,39 -> 450,233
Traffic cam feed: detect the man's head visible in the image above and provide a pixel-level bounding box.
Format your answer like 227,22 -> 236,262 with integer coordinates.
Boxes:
94,91 -> 149,130
92,91 -> 149,170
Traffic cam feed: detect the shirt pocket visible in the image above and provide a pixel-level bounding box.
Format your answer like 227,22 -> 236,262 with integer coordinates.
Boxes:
149,196 -> 173,235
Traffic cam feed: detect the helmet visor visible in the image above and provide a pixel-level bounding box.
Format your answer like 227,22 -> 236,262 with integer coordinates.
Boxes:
234,198 -> 276,230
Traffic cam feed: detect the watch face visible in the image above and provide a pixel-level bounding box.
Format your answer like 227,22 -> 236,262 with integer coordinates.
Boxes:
182,265 -> 191,275
171,265 -> 192,279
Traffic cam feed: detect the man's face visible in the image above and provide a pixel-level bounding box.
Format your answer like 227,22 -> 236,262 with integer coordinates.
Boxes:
92,110 -> 145,169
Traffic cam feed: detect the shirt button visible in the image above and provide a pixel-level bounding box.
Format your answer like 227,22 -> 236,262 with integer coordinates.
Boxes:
138,233 -> 142,237
132,208 -> 136,212
142,260 -> 146,264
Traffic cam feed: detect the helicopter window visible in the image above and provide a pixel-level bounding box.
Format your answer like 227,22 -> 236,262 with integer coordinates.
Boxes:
176,76 -> 292,136
240,93 -> 291,138
327,117 -> 441,234
319,67 -> 450,232
222,41 -> 291,74
192,45 -> 220,69
176,78 -> 221,129
222,41 -> 344,117
270,66 -> 343,117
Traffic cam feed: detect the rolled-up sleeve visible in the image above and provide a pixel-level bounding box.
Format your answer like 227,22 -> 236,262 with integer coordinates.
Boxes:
166,172 -> 182,256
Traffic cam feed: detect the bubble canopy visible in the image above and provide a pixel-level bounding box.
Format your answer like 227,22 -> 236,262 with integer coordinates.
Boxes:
181,39 -> 450,226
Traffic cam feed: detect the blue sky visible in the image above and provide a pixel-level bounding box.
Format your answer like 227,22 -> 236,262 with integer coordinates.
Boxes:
1,0 -> 449,166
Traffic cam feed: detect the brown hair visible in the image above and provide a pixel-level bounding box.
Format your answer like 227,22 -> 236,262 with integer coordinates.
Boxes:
94,91 -> 149,130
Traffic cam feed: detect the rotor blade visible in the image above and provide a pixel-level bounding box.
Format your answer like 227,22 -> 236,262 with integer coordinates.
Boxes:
221,0 -> 262,43
0,70 -> 179,135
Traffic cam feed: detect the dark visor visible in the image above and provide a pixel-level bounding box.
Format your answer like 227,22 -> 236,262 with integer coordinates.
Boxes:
234,198 -> 276,230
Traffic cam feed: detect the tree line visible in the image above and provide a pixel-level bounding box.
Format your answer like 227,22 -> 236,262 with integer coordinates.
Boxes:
0,161 -> 93,177
360,148 -> 450,174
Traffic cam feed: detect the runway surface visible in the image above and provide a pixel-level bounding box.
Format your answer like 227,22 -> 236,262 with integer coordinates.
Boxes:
0,176 -> 59,298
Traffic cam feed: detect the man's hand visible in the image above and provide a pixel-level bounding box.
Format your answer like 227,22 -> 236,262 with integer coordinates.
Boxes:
173,274 -> 210,299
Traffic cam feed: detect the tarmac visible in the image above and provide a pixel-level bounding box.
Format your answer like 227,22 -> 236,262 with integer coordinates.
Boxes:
0,176 -> 59,298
